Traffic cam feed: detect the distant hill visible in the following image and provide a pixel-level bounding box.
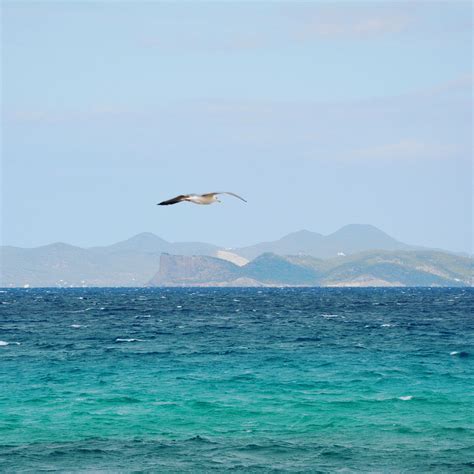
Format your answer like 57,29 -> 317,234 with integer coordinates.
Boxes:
1,241 -> 159,287
233,224 -> 417,260
243,253 -> 318,285
149,251 -> 472,287
1,233 -> 219,287
1,226 -> 469,287
89,232 -> 219,257
286,250 -> 472,287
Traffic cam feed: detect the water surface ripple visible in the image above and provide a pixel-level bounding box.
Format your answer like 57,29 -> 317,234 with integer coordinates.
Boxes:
0,288 -> 472,472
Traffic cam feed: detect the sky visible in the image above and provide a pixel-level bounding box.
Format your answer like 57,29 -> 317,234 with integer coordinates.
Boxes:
1,1 -> 473,253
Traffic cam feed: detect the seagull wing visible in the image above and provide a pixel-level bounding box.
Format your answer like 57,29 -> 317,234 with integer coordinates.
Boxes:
215,192 -> 247,202
157,194 -> 189,206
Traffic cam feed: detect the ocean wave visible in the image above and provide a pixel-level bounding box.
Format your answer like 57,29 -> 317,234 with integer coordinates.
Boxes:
115,338 -> 143,343
1,287 -> 472,472
102,396 -> 141,404
0,341 -> 20,346
184,435 -> 216,444
68,307 -> 94,313
450,351 -> 469,357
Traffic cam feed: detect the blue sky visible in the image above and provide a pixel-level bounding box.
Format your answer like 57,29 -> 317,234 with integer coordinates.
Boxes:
2,1 -> 472,252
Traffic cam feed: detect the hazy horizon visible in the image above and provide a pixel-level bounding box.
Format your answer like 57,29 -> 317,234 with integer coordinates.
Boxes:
1,223 -> 470,255
2,2 -> 472,253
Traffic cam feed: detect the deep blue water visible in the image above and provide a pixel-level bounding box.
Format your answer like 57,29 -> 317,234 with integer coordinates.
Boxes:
0,287 -> 473,472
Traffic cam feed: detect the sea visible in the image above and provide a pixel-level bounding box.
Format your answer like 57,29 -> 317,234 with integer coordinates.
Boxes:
0,287 -> 472,473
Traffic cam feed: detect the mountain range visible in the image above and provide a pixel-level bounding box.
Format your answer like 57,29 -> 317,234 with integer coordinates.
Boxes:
233,224 -> 417,260
149,251 -> 472,287
1,225 -> 471,287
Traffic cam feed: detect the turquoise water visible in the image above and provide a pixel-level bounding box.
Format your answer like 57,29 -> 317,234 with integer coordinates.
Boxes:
0,288 -> 473,472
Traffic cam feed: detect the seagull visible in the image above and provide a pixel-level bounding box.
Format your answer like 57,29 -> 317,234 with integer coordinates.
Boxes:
157,192 -> 247,206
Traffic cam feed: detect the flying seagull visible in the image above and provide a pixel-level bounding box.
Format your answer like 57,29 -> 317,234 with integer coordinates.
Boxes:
158,192 -> 247,206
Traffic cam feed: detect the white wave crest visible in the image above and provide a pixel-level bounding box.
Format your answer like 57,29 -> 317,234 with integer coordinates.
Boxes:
0,340 -> 21,346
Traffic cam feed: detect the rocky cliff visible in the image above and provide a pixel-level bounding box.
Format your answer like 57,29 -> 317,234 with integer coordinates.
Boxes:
148,254 -> 242,286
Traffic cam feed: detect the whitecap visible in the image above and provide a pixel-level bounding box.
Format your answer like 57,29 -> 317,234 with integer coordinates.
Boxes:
115,338 -> 142,343
381,323 -> 393,327
71,324 -> 82,328
0,341 -> 20,346
450,351 -> 469,358
398,396 -> 413,401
